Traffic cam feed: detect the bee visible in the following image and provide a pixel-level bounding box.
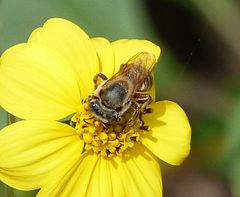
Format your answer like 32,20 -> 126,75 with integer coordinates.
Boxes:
88,52 -> 156,126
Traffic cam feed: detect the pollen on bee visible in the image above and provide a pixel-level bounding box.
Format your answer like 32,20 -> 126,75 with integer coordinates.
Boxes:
71,99 -> 150,157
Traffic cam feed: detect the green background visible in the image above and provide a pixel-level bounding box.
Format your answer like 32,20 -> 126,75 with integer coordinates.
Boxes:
1,0 -> 240,196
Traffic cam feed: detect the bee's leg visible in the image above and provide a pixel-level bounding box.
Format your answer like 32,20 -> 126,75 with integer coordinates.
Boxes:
131,102 -> 141,118
134,93 -> 152,113
93,73 -> 108,89
133,93 -> 153,130
127,93 -> 152,123
124,94 -> 152,130
83,117 -> 94,124
121,102 -> 140,131
139,113 -> 149,130
101,122 -> 109,129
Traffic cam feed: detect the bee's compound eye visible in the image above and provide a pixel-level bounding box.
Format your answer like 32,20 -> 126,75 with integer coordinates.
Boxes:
90,101 -> 100,112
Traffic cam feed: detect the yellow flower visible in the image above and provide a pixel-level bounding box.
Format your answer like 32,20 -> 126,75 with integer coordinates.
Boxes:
0,18 -> 191,196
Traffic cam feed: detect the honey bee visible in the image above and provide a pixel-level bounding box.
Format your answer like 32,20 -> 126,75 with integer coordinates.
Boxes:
88,52 -> 156,126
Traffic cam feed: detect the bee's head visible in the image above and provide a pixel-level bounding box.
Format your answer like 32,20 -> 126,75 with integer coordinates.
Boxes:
89,99 -> 119,123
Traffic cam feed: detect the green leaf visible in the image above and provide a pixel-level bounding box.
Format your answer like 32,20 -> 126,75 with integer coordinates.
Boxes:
0,181 -> 14,197
0,182 -> 38,197
0,107 -> 7,128
222,101 -> 240,196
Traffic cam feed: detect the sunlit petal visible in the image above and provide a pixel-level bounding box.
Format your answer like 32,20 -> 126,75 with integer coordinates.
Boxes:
38,152 -> 124,197
117,144 -> 162,197
39,144 -> 162,197
28,18 -> 99,98
91,37 -> 115,78
0,43 -> 82,120
142,100 -> 191,165
0,120 -> 83,190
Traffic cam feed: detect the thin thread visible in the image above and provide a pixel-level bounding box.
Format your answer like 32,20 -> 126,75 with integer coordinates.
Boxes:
171,25 -> 207,91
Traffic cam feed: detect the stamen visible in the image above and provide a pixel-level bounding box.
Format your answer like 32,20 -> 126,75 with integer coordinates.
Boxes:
71,100 -> 151,157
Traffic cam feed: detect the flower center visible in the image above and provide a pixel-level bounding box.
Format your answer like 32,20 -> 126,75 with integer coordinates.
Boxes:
71,100 -> 149,157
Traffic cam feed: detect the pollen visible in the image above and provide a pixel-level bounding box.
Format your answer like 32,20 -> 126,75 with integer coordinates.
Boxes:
71,100 -> 149,157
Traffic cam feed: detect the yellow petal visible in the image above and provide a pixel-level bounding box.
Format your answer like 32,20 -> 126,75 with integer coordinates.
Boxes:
86,155 -> 125,197
117,144 -> 162,197
28,18 -> 99,98
91,37 -> 115,78
142,101 -> 191,165
0,120 -> 84,190
39,145 -> 162,197
111,39 -> 161,72
0,43 -> 82,120
38,152 -> 124,197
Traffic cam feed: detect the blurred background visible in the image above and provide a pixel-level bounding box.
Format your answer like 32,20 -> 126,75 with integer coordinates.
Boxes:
0,0 -> 240,196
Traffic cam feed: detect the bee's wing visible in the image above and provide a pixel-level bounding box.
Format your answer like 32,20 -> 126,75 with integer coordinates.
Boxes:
112,52 -> 156,78
109,52 -> 157,92
125,52 -> 156,73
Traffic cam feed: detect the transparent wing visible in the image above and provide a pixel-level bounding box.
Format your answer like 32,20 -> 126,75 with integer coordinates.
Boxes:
124,52 -> 156,73
112,52 -> 156,79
